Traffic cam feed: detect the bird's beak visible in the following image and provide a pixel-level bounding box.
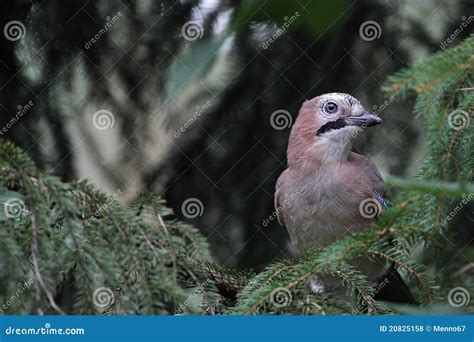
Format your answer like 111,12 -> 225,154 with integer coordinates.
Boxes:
344,111 -> 382,127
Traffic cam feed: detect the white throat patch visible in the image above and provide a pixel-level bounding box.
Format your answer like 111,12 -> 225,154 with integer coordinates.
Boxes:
316,126 -> 357,162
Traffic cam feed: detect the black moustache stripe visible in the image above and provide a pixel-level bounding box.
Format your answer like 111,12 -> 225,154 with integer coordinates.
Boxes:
316,118 -> 347,135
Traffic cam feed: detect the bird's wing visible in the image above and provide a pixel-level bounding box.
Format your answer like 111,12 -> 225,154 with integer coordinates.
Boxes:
370,167 -> 388,211
357,157 -> 417,303
374,190 -> 388,209
355,153 -> 388,212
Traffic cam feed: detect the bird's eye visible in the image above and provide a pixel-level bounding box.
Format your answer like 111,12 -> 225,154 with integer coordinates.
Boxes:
323,101 -> 338,114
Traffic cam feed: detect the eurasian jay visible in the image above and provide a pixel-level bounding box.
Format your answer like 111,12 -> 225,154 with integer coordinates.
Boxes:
275,93 -> 415,304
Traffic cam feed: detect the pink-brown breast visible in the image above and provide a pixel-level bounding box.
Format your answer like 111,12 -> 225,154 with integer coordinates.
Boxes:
275,152 -> 384,252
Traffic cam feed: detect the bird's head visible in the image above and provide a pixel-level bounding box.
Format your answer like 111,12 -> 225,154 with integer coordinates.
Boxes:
288,93 -> 382,165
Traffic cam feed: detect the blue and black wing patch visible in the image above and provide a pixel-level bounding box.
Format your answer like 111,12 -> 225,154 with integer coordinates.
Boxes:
374,190 -> 388,209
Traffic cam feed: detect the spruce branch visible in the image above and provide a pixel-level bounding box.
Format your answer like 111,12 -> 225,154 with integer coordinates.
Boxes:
385,176 -> 474,196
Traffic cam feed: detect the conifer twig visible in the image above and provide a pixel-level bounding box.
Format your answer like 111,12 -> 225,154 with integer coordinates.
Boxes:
385,176 -> 474,196
30,210 -> 66,315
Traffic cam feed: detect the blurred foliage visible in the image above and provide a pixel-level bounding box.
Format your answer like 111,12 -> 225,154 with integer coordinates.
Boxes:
0,140 -> 219,314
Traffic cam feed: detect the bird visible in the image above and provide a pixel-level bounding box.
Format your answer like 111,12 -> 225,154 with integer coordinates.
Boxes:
274,92 -> 416,305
